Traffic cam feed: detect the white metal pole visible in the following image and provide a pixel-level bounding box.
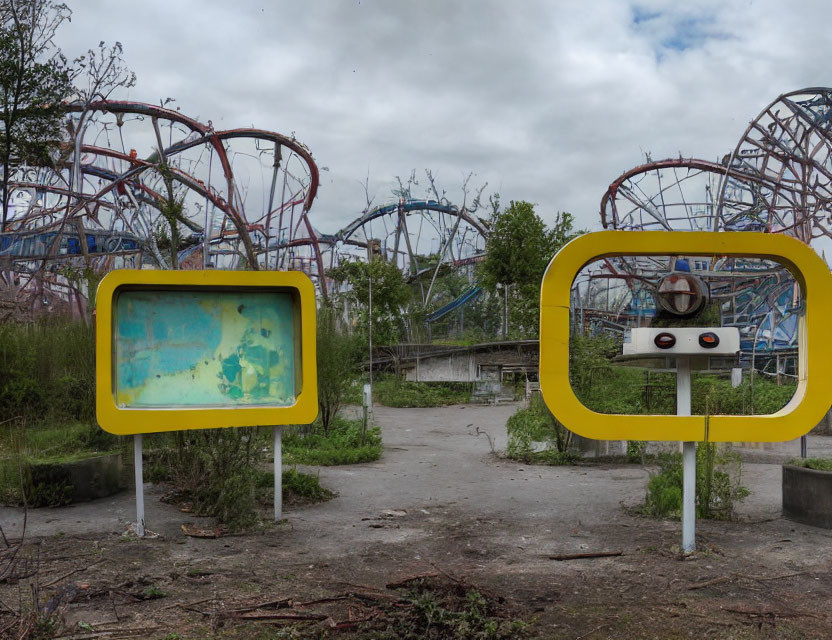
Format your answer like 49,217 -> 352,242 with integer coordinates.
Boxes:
274,426 -> 282,521
133,434 -> 145,537
677,356 -> 695,553
368,273 -> 373,389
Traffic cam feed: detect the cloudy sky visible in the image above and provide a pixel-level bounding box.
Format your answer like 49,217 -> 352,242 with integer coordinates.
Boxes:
54,0 -> 832,235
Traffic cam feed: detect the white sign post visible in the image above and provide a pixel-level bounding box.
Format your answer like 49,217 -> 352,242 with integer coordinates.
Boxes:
623,327 -> 741,554
676,356 -> 695,553
133,434 -> 145,537
274,426 -> 282,521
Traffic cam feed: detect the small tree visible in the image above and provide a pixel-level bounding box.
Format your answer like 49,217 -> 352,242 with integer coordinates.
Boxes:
0,0 -> 73,231
329,257 -> 412,345
316,304 -> 360,433
480,201 -> 581,337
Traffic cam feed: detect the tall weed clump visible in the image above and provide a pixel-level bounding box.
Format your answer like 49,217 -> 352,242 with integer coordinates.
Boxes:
0,318 -> 95,424
643,443 -> 749,520
146,427 -> 266,531
506,394 -> 575,464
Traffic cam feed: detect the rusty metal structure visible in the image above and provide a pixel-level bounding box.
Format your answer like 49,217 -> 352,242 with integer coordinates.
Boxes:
1,100 -> 321,319
579,88 -> 832,373
0,96 -> 493,322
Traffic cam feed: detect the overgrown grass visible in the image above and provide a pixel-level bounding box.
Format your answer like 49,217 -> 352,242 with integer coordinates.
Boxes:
642,444 -> 749,520
506,395 -> 577,464
282,415 -> 382,465
0,318 -> 96,425
570,334 -> 797,416
0,421 -> 124,506
373,374 -> 472,407
789,458 -> 832,471
255,468 -> 336,505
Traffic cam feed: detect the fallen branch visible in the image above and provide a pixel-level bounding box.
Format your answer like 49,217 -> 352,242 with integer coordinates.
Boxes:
42,558 -> 106,587
688,576 -> 731,590
224,598 -> 292,614
549,551 -> 623,561
232,611 -> 328,621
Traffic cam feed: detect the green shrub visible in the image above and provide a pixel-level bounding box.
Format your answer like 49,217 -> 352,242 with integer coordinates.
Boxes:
643,443 -> 749,520
789,457 -> 832,471
506,394 -> 574,464
0,319 -> 96,424
373,374 -> 471,407
145,427 -> 267,531
282,415 -> 382,466
255,468 -> 335,505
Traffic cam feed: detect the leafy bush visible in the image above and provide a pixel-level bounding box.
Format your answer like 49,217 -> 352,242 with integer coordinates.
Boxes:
506,394 -> 575,464
282,415 -> 382,465
789,457 -> 832,472
374,374 -> 471,408
643,443 -> 749,520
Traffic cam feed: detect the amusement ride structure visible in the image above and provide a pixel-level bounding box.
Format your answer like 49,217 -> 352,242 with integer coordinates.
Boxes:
3,87 -> 832,376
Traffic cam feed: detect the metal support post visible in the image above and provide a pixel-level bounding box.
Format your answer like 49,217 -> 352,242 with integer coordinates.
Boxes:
133,434 -> 145,537
677,356 -> 695,553
274,426 -> 282,521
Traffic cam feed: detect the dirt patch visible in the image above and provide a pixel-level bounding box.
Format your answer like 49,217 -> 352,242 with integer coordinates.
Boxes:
3,404 -> 832,638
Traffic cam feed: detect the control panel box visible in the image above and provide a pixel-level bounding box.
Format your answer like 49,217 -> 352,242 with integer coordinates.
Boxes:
623,327 -> 740,357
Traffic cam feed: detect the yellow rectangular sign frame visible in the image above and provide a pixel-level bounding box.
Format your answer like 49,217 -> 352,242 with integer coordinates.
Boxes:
540,231 -> 832,442
96,269 -> 318,435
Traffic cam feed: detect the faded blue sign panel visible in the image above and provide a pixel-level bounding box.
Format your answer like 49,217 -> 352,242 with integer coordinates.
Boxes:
114,290 -> 296,408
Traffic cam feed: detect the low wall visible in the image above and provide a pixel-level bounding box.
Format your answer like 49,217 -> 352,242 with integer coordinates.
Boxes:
782,464 -> 832,529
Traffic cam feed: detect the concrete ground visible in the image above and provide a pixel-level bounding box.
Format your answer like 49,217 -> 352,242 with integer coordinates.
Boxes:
3,403 -> 832,638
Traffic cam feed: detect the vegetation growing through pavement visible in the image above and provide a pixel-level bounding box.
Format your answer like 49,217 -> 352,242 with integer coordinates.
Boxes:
255,468 -> 336,506
282,415 -> 382,466
642,444 -> 750,520
506,394 -> 578,465
372,373 -> 472,408
144,428 -> 266,531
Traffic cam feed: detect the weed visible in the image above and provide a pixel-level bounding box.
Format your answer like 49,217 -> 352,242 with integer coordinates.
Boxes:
382,577 -> 529,639
282,415 -> 382,466
255,468 -> 335,505
627,441 -> 647,463
373,374 -> 472,408
141,586 -> 168,599
144,427 -> 267,531
506,394 -> 574,463
642,444 -> 749,520
788,457 -> 832,471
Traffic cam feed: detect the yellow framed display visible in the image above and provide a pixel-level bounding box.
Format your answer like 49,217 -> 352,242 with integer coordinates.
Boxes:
96,270 -> 318,435
540,231 -> 832,442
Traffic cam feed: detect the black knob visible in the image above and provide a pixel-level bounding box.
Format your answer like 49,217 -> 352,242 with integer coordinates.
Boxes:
654,332 -> 676,349
698,332 -> 720,349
